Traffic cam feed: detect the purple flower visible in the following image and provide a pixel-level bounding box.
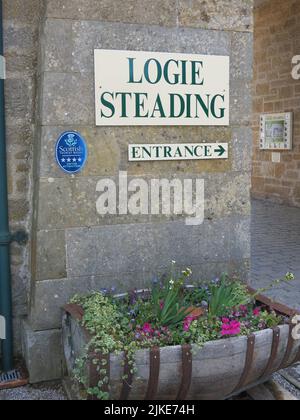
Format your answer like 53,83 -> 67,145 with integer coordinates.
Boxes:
100,288 -> 108,295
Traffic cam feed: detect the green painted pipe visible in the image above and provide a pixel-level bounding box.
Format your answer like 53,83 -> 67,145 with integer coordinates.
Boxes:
0,0 -> 13,372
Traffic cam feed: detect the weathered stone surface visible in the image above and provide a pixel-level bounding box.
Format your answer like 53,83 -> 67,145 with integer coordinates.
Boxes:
3,0 -> 43,24
230,80 -> 252,126
36,171 -> 250,230
3,23 -> 37,54
41,72 -> 94,126
66,217 -> 250,279
232,127 -> 253,171
22,321 -> 65,383
11,267 -> 28,317
46,0 -> 178,27
72,20 -> 178,74
13,317 -> 23,355
29,277 -> 93,331
3,1 -> 42,358
205,172 -> 251,219
231,32 -> 253,81
177,26 -> 231,55
8,199 -> 29,222
5,52 -> 38,76
178,0 -> 253,32
35,230 -> 67,281
39,125 -> 233,178
70,20 -> 231,74
43,19 -> 73,72
89,259 -> 250,294
5,78 -> 35,126
6,124 -> 33,146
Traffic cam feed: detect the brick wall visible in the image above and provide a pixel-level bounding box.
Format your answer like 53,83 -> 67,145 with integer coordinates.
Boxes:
252,0 -> 300,206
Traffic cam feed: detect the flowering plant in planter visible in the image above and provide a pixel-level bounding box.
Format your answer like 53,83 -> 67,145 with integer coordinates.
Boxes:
68,264 -> 295,400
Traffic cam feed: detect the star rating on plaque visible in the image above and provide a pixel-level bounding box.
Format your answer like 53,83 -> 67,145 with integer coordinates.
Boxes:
62,157 -> 82,163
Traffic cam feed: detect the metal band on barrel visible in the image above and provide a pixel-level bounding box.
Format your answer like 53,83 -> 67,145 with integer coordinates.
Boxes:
260,327 -> 281,380
233,334 -> 256,393
176,344 -> 193,400
145,347 -> 160,400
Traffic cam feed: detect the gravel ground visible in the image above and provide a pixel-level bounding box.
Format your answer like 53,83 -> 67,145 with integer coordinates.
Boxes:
0,382 -> 67,400
273,372 -> 300,400
0,374 -> 298,400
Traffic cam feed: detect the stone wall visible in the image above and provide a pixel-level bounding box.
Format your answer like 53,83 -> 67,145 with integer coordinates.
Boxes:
252,0 -> 300,206
9,0 -> 254,382
3,0 -> 44,353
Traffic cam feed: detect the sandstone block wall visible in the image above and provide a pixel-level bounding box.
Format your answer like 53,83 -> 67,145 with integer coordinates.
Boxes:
3,0 -> 253,382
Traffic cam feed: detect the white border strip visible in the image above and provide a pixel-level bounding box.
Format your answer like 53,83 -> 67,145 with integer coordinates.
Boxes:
0,55 -> 6,80
0,315 -> 6,339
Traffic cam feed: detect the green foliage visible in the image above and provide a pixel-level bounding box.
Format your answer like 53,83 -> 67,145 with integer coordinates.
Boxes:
258,310 -> 281,329
208,274 -> 250,318
150,264 -> 193,327
183,317 -> 222,347
72,292 -> 130,354
183,286 -> 209,308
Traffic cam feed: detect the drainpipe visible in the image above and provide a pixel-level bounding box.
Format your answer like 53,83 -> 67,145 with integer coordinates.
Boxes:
0,0 -> 13,372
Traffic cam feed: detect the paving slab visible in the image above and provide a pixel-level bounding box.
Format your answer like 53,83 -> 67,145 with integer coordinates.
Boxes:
251,199 -> 300,311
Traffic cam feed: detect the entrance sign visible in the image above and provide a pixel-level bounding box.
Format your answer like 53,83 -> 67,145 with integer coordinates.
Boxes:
95,50 -> 229,126
55,131 -> 88,174
129,143 -> 228,162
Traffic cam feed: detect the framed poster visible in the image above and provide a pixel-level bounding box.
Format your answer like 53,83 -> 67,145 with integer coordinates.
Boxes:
260,112 -> 293,150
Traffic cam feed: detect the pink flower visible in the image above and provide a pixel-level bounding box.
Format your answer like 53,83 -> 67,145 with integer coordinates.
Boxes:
183,315 -> 197,332
221,320 -> 241,337
253,308 -> 261,317
222,318 -> 230,324
160,300 -> 164,310
142,323 -> 153,334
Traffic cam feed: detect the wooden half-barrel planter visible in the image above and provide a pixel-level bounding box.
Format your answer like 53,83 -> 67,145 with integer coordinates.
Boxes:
62,289 -> 300,400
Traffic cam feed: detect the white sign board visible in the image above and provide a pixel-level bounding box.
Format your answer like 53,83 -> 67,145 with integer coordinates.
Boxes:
95,50 -> 230,126
129,143 -> 228,162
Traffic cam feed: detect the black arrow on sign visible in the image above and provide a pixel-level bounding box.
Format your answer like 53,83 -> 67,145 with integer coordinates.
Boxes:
214,145 -> 226,157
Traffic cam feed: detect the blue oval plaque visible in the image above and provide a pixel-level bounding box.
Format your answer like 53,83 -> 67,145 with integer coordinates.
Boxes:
55,131 -> 87,174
